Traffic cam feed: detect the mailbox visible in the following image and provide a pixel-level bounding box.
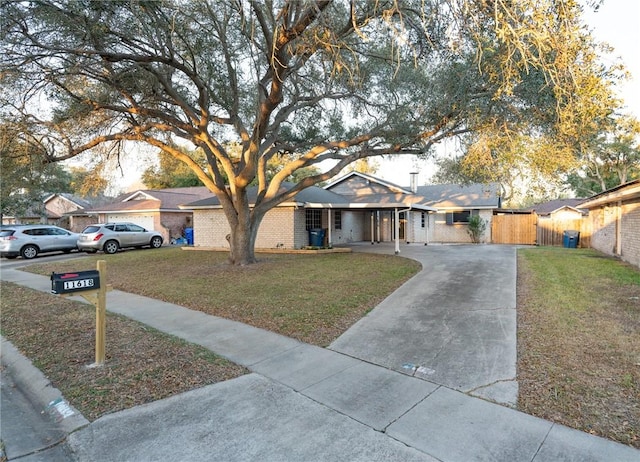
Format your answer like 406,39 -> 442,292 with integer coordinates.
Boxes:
51,270 -> 100,295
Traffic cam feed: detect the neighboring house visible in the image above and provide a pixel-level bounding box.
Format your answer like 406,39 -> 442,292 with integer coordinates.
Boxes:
78,187 -> 211,243
525,198 -> 589,247
43,193 -> 93,230
181,172 -> 501,250
2,193 -> 91,227
579,179 -> 640,269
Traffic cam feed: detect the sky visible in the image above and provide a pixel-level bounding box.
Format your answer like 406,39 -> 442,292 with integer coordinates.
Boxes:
377,0 -> 640,187
108,0 -> 640,193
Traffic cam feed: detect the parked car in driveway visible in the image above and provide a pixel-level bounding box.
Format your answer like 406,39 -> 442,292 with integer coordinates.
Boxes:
0,225 -> 79,259
77,223 -> 163,254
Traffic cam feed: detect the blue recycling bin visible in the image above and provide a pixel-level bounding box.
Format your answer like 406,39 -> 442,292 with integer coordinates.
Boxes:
308,228 -> 325,247
185,227 -> 194,245
562,230 -> 579,248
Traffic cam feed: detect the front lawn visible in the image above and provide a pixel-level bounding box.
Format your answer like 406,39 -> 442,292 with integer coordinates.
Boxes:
23,248 -> 422,347
4,245 -> 639,448
517,247 -> 640,448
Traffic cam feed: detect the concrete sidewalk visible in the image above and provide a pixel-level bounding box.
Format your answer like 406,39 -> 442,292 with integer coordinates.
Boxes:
1,248 -> 639,461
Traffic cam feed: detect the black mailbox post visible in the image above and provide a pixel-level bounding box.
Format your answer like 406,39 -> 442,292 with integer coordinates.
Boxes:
51,270 -> 101,295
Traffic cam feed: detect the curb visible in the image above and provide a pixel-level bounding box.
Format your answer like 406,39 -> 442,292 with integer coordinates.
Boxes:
1,336 -> 89,434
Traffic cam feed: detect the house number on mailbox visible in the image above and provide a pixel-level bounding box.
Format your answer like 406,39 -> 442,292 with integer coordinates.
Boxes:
63,279 -> 95,290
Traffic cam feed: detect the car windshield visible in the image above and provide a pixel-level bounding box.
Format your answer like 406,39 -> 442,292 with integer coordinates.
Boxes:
83,226 -> 101,233
0,230 -> 15,237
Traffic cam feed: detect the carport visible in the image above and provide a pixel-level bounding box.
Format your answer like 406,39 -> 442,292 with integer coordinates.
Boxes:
302,201 -> 437,253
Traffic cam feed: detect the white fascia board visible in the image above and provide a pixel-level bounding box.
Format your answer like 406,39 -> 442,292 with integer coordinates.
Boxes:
122,191 -> 157,202
304,202 -> 437,212
579,183 -> 640,208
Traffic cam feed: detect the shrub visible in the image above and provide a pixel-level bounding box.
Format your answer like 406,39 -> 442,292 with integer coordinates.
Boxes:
467,215 -> 487,243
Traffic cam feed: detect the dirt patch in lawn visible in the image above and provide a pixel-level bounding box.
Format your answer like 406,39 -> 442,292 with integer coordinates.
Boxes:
1,282 -> 248,421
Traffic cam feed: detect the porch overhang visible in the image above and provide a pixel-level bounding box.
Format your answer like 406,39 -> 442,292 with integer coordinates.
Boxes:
302,202 -> 438,212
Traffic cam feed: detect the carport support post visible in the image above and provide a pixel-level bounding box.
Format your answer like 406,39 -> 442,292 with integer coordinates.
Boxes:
394,208 -> 400,254
95,260 -> 107,365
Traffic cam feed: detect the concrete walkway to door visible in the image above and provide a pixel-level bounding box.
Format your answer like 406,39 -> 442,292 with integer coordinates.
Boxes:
331,243 -> 518,405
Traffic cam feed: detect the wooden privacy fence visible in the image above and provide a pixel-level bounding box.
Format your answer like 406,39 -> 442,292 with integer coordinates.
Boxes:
535,216 -> 591,248
491,212 -> 591,247
491,213 -> 537,245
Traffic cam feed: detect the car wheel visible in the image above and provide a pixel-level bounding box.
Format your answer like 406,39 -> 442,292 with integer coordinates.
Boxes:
103,240 -> 119,254
150,236 -> 163,249
21,245 -> 39,259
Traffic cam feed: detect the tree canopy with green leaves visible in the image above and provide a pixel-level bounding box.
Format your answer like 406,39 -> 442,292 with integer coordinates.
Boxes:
0,123 -> 72,222
0,0 -> 619,263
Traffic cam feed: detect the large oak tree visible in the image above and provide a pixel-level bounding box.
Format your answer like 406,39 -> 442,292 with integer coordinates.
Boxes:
0,0 -> 614,263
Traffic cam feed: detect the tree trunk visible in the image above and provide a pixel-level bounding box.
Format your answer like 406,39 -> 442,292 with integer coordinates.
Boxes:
228,219 -> 258,265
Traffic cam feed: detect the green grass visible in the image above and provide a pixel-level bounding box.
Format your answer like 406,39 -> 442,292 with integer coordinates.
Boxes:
25,247 -> 421,346
517,247 -> 640,448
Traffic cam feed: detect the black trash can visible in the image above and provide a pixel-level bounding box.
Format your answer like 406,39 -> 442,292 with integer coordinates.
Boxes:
562,230 -> 580,248
308,228 -> 325,247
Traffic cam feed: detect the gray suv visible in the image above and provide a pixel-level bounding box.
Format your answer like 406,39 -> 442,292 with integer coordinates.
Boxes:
0,224 -> 79,259
77,223 -> 163,254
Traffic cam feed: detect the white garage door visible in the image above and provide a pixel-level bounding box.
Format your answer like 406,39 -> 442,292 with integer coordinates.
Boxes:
106,215 -> 155,231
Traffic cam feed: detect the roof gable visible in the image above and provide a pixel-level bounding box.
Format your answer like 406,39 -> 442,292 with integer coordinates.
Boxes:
86,187 -> 212,213
325,172 -> 411,195
43,193 -> 91,209
525,198 -> 587,216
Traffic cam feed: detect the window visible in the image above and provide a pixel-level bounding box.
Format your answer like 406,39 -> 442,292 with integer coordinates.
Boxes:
305,209 -> 322,230
334,211 -> 342,230
445,210 -> 479,225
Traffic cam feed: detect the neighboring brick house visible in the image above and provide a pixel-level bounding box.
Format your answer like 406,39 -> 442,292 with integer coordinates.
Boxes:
43,193 -> 93,230
78,187 -> 211,244
2,193 -> 91,228
579,179 -> 640,269
181,172 -> 501,250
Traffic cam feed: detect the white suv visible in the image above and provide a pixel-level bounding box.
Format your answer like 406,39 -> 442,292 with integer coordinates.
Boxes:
77,223 -> 163,254
0,225 -> 79,259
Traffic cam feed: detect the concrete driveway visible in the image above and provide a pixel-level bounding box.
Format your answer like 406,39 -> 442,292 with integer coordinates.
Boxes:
331,243 -> 518,405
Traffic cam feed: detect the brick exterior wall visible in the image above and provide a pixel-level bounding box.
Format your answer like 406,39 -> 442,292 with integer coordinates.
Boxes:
330,211 -> 367,244
588,198 -> 640,268
621,199 -> 640,268
589,205 -> 618,256
159,212 -> 193,242
193,207 -> 298,249
430,210 -> 492,243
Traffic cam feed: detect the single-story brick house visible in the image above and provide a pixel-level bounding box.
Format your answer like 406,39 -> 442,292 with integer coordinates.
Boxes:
72,187 -> 211,243
1,193 -> 91,227
579,179 -> 640,268
181,172 -> 501,250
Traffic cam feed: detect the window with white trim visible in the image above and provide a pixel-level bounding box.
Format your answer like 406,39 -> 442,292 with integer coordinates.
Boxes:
306,209 -> 322,230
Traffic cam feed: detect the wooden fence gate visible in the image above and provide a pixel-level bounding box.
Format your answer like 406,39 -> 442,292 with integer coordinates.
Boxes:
491,213 -> 537,245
